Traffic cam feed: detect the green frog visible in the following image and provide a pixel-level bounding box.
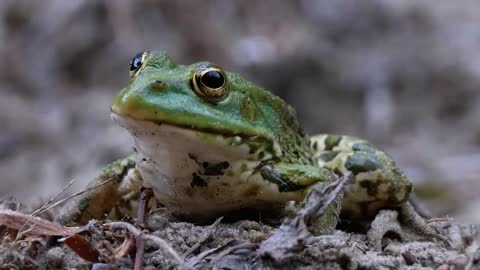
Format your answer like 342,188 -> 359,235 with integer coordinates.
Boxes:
57,51 -> 436,240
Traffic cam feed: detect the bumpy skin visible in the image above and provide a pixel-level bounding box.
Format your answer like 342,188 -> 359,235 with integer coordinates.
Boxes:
57,51 -> 426,237
310,135 -> 412,220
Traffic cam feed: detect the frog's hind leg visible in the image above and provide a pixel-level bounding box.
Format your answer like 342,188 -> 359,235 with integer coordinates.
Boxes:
56,157 -> 143,226
310,135 -> 444,244
310,134 -> 413,219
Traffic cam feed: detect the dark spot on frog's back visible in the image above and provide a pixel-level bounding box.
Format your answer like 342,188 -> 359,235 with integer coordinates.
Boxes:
191,173 -> 208,188
312,141 -> 318,151
352,142 -> 379,153
345,152 -> 379,174
359,180 -> 379,197
324,135 -> 342,150
317,151 -> 340,162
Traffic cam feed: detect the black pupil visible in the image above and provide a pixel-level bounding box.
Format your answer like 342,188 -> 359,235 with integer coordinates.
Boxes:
130,53 -> 143,71
201,70 -> 224,88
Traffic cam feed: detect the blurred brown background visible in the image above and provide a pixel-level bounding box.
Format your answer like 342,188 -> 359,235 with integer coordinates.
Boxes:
1,0 -> 479,223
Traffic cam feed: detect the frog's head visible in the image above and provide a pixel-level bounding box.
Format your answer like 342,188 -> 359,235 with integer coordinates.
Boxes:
111,51 -> 315,216
111,50 -> 306,160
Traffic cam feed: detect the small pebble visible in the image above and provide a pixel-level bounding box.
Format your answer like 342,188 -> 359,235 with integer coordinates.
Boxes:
402,251 -> 418,265
452,254 -> 467,266
45,247 -> 65,268
92,263 -> 112,270
436,264 -> 449,270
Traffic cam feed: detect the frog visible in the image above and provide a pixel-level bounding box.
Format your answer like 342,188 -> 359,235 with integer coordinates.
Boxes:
56,50 -> 439,243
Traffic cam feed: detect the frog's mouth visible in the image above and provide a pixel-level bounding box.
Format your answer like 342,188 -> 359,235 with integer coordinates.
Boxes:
111,113 -> 281,156
109,90 -> 275,141
111,112 -> 271,141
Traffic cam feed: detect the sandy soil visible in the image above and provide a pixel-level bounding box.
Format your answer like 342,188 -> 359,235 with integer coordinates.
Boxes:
0,181 -> 478,270
0,205 -> 477,270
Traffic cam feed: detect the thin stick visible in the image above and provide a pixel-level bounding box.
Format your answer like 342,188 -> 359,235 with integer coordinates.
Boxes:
426,217 -> 451,224
17,177 -> 73,242
134,187 -> 153,270
15,178 -> 106,242
136,187 -> 153,229
134,234 -> 145,270
31,179 -> 76,217
14,217 -> 41,243
107,221 -> 183,265
34,177 -> 116,215
211,242 -> 256,270
182,216 -> 224,259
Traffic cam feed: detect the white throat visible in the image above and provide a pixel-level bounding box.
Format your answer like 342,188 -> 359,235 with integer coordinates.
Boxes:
112,114 -> 301,219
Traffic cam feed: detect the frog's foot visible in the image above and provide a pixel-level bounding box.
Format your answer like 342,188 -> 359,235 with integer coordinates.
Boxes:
259,162 -> 344,234
398,201 -> 448,243
56,157 -> 142,226
367,202 -> 448,250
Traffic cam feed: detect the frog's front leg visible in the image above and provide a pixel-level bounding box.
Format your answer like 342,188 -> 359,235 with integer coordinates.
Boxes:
259,162 -> 342,233
56,156 -> 143,226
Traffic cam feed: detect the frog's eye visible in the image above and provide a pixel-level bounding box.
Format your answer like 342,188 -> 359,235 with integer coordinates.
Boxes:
129,52 -> 146,78
192,65 -> 228,103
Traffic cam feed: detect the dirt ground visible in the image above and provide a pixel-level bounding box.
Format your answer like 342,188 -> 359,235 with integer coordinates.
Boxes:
0,198 -> 478,270
1,0 -> 480,269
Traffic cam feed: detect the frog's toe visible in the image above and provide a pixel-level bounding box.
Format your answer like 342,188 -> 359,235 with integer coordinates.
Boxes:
399,202 -> 449,243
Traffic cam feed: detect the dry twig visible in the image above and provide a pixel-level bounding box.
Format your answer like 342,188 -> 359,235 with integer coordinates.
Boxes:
182,216 -> 224,259
32,177 -> 116,215
106,221 -> 183,265
211,242 -> 257,270
134,187 -> 153,270
259,173 -> 351,261
31,179 -> 76,217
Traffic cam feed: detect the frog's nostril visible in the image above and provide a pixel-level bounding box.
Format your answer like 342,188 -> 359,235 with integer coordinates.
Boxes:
150,80 -> 166,91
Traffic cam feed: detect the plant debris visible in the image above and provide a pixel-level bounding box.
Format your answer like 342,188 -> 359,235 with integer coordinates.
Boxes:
0,210 -> 83,236
62,234 -> 101,263
107,221 -> 183,265
259,173 -> 351,262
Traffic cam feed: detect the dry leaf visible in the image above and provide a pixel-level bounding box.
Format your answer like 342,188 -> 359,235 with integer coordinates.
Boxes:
63,234 -> 100,263
0,210 -> 83,236
259,173 -> 351,262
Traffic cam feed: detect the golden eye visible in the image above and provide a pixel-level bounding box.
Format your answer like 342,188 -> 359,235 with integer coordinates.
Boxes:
192,65 -> 228,103
129,51 -> 147,78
